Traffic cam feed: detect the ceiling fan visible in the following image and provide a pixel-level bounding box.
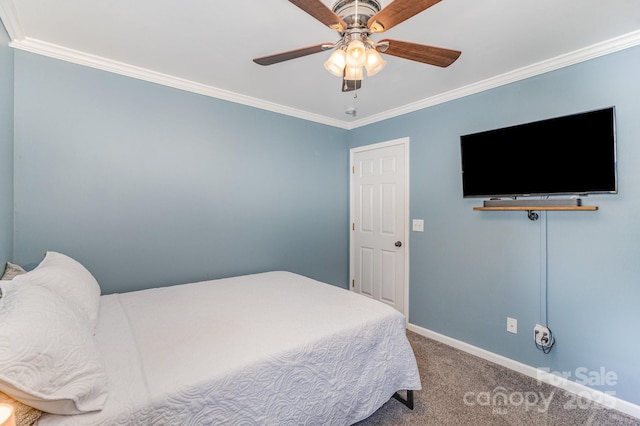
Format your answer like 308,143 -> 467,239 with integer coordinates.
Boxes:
253,0 -> 461,92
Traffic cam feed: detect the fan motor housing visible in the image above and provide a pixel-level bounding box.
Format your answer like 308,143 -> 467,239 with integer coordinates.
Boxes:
332,0 -> 382,28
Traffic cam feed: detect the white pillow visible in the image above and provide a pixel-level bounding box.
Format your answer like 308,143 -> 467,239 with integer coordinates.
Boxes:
0,282 -> 108,414
12,252 -> 101,329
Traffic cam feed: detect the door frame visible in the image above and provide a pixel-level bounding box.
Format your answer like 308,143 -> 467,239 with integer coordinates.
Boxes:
349,137 -> 410,319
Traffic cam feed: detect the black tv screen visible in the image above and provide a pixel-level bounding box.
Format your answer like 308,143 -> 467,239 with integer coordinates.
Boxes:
460,107 -> 617,198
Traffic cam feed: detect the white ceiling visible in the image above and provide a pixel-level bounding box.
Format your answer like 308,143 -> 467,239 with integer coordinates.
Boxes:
1,0 -> 640,129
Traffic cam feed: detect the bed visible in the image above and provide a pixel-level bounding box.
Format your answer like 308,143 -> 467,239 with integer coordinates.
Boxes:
0,252 -> 421,425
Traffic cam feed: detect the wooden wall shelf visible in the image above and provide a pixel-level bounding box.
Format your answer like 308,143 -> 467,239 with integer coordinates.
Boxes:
474,205 -> 598,220
474,206 -> 598,212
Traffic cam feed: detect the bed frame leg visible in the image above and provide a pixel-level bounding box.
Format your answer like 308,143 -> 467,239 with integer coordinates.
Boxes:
392,390 -> 414,410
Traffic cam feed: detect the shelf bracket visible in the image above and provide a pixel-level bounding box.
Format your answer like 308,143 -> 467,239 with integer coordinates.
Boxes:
527,210 -> 539,221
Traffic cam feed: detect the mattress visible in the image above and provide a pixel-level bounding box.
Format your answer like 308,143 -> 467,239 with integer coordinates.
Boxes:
37,271 -> 421,425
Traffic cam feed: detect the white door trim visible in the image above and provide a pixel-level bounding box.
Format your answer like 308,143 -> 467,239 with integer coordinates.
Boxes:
349,137 -> 410,320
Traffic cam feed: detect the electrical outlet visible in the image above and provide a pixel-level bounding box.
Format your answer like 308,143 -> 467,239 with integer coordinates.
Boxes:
534,324 -> 552,346
507,317 -> 517,334
412,219 -> 424,232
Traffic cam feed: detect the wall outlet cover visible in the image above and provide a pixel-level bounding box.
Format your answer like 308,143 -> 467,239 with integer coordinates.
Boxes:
534,324 -> 553,346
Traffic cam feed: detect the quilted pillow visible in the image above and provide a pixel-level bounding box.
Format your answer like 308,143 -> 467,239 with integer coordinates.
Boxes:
0,281 -> 108,415
1,262 -> 26,280
11,252 -> 101,329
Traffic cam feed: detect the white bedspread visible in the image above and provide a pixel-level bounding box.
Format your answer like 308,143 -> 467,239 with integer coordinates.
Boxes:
38,271 -> 421,425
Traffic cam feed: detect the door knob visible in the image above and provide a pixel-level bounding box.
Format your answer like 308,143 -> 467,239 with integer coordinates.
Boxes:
395,241 -> 402,248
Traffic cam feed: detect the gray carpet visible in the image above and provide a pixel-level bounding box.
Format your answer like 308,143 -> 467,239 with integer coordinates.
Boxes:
356,331 -> 639,425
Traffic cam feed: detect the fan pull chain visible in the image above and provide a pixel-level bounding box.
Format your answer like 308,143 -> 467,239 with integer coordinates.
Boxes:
353,1 -> 359,101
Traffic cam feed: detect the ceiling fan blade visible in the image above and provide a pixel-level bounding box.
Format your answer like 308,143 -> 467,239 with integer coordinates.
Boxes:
253,43 -> 333,66
289,0 -> 348,32
368,0 -> 441,33
379,39 -> 461,67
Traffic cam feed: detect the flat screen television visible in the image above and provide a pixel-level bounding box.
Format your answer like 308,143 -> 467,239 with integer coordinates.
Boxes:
460,107 -> 617,199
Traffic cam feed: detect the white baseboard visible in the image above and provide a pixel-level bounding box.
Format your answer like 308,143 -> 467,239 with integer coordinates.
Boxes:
407,323 -> 640,420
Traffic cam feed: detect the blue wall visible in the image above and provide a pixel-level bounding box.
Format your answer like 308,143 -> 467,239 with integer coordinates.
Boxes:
8,40 -> 640,407
0,22 -> 13,267
13,52 -> 350,293
349,46 -> 640,405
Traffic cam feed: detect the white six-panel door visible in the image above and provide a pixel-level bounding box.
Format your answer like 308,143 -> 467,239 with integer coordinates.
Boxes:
350,139 -> 408,317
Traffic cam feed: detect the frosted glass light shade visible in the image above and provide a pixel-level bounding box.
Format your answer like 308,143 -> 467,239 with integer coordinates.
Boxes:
345,39 -> 367,68
0,404 -> 15,426
344,65 -> 363,81
324,49 -> 346,77
365,49 -> 387,76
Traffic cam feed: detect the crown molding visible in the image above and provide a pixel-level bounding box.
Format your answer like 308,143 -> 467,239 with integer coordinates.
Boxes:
346,29 -> 640,129
0,0 -> 25,40
8,37 -> 351,130
6,26 -> 640,130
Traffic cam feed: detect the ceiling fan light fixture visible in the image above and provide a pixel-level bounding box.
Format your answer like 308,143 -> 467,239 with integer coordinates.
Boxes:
345,39 -> 367,68
254,0 -> 461,93
324,49 -> 347,77
344,65 -> 363,81
364,48 -> 386,76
